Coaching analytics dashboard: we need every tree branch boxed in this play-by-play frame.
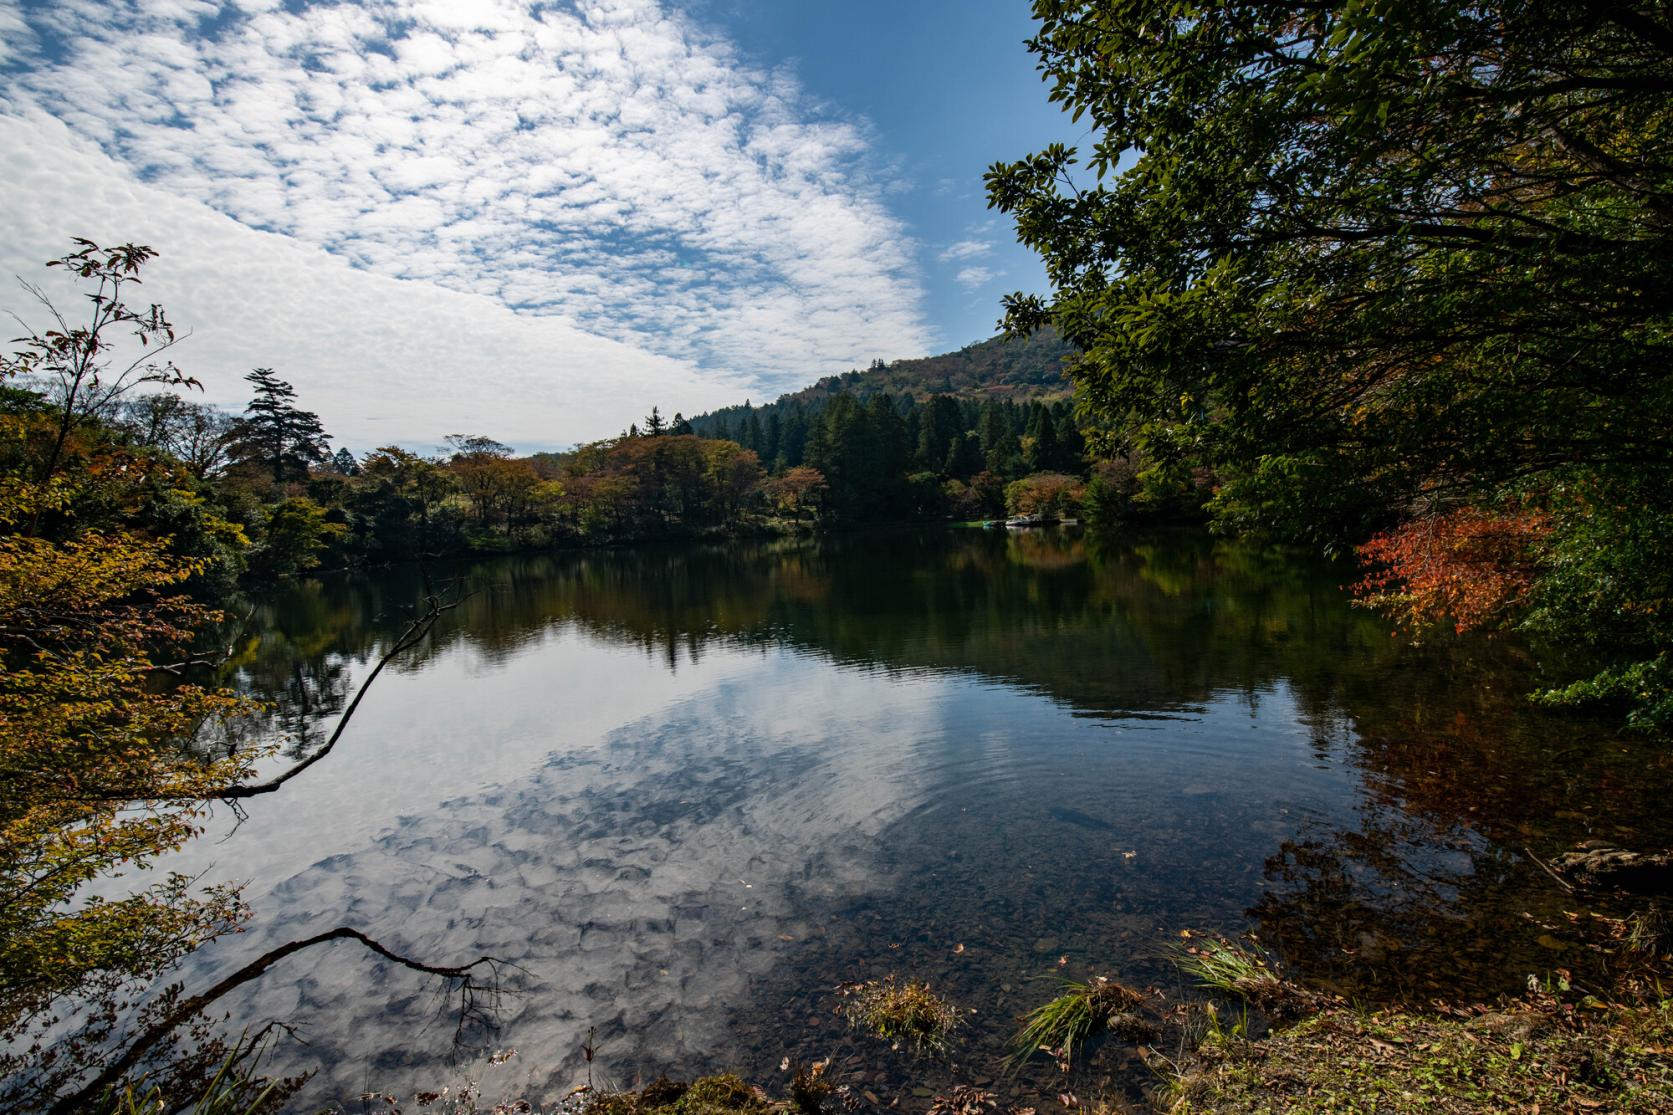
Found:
[218,590,465,800]
[47,926,511,1115]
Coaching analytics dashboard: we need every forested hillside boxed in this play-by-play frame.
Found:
[687,327,1073,440]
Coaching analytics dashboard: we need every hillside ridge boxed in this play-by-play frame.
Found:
[687,328,1073,435]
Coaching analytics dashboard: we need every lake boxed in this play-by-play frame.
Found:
[157,527,1673,1109]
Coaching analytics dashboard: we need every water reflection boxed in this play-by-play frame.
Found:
[164,528,1671,1108]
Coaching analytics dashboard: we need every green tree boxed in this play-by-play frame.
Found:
[945,432,984,480]
[228,369,328,485]
[352,446,457,557]
[989,0,1673,534]
[1024,404,1061,474]
[1,240,195,487]
[978,401,1021,477]
[743,408,763,455]
[917,395,963,474]
[988,0,1673,725]
[252,496,345,577]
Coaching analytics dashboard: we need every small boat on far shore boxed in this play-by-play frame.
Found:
[1005,514,1058,528]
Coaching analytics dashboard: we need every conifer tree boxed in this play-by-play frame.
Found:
[229,368,328,484]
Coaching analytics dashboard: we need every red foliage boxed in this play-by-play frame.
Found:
[1354,506,1551,634]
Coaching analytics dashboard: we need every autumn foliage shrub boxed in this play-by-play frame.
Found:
[1353,507,1551,635]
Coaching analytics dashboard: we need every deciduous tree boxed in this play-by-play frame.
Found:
[988,0,1673,725]
[1,240,195,487]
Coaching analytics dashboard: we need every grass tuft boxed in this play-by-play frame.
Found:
[1008,976,1154,1069]
[837,976,963,1058]
[1176,937,1320,1018]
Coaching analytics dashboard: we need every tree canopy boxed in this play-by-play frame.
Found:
[988,0,1673,728]
[229,368,328,485]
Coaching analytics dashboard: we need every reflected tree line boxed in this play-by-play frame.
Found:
[227,528,1673,1003]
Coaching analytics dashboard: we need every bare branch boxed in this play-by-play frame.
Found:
[218,589,467,800]
[47,927,513,1115]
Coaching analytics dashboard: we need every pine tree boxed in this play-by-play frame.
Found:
[671,412,695,436]
[1026,405,1061,473]
[643,406,667,436]
[917,395,963,473]
[979,400,1021,476]
[780,405,809,468]
[230,368,329,484]
[946,432,984,479]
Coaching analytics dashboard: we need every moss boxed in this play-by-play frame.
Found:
[1161,999,1673,1114]
[589,1074,767,1115]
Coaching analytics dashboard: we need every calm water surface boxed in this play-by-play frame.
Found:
[161,528,1673,1108]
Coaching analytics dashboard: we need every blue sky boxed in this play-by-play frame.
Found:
[0,0,1082,450]
[692,0,1085,348]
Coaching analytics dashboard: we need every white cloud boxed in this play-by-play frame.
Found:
[0,112,755,453]
[0,0,936,432]
[954,265,998,289]
[938,239,991,262]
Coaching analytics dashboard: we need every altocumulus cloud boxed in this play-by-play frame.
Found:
[0,0,933,448]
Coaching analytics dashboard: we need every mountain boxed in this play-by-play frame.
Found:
[686,328,1074,436]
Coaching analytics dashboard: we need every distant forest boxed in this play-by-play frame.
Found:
[0,246,1196,598]
[688,326,1075,437]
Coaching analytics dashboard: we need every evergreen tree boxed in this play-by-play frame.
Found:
[779,405,809,469]
[979,400,1022,476]
[230,368,329,484]
[331,447,361,476]
[917,395,963,474]
[946,432,984,480]
[1056,404,1086,473]
[670,412,695,436]
[869,394,911,484]
[1026,405,1062,473]
[643,406,667,436]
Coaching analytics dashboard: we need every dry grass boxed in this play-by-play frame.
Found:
[587,1075,769,1115]
[1161,999,1673,1114]
[837,976,963,1057]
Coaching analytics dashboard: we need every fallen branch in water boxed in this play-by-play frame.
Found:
[218,588,465,800]
[48,926,513,1115]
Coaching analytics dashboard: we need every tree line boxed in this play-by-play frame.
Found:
[8,320,1203,587]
